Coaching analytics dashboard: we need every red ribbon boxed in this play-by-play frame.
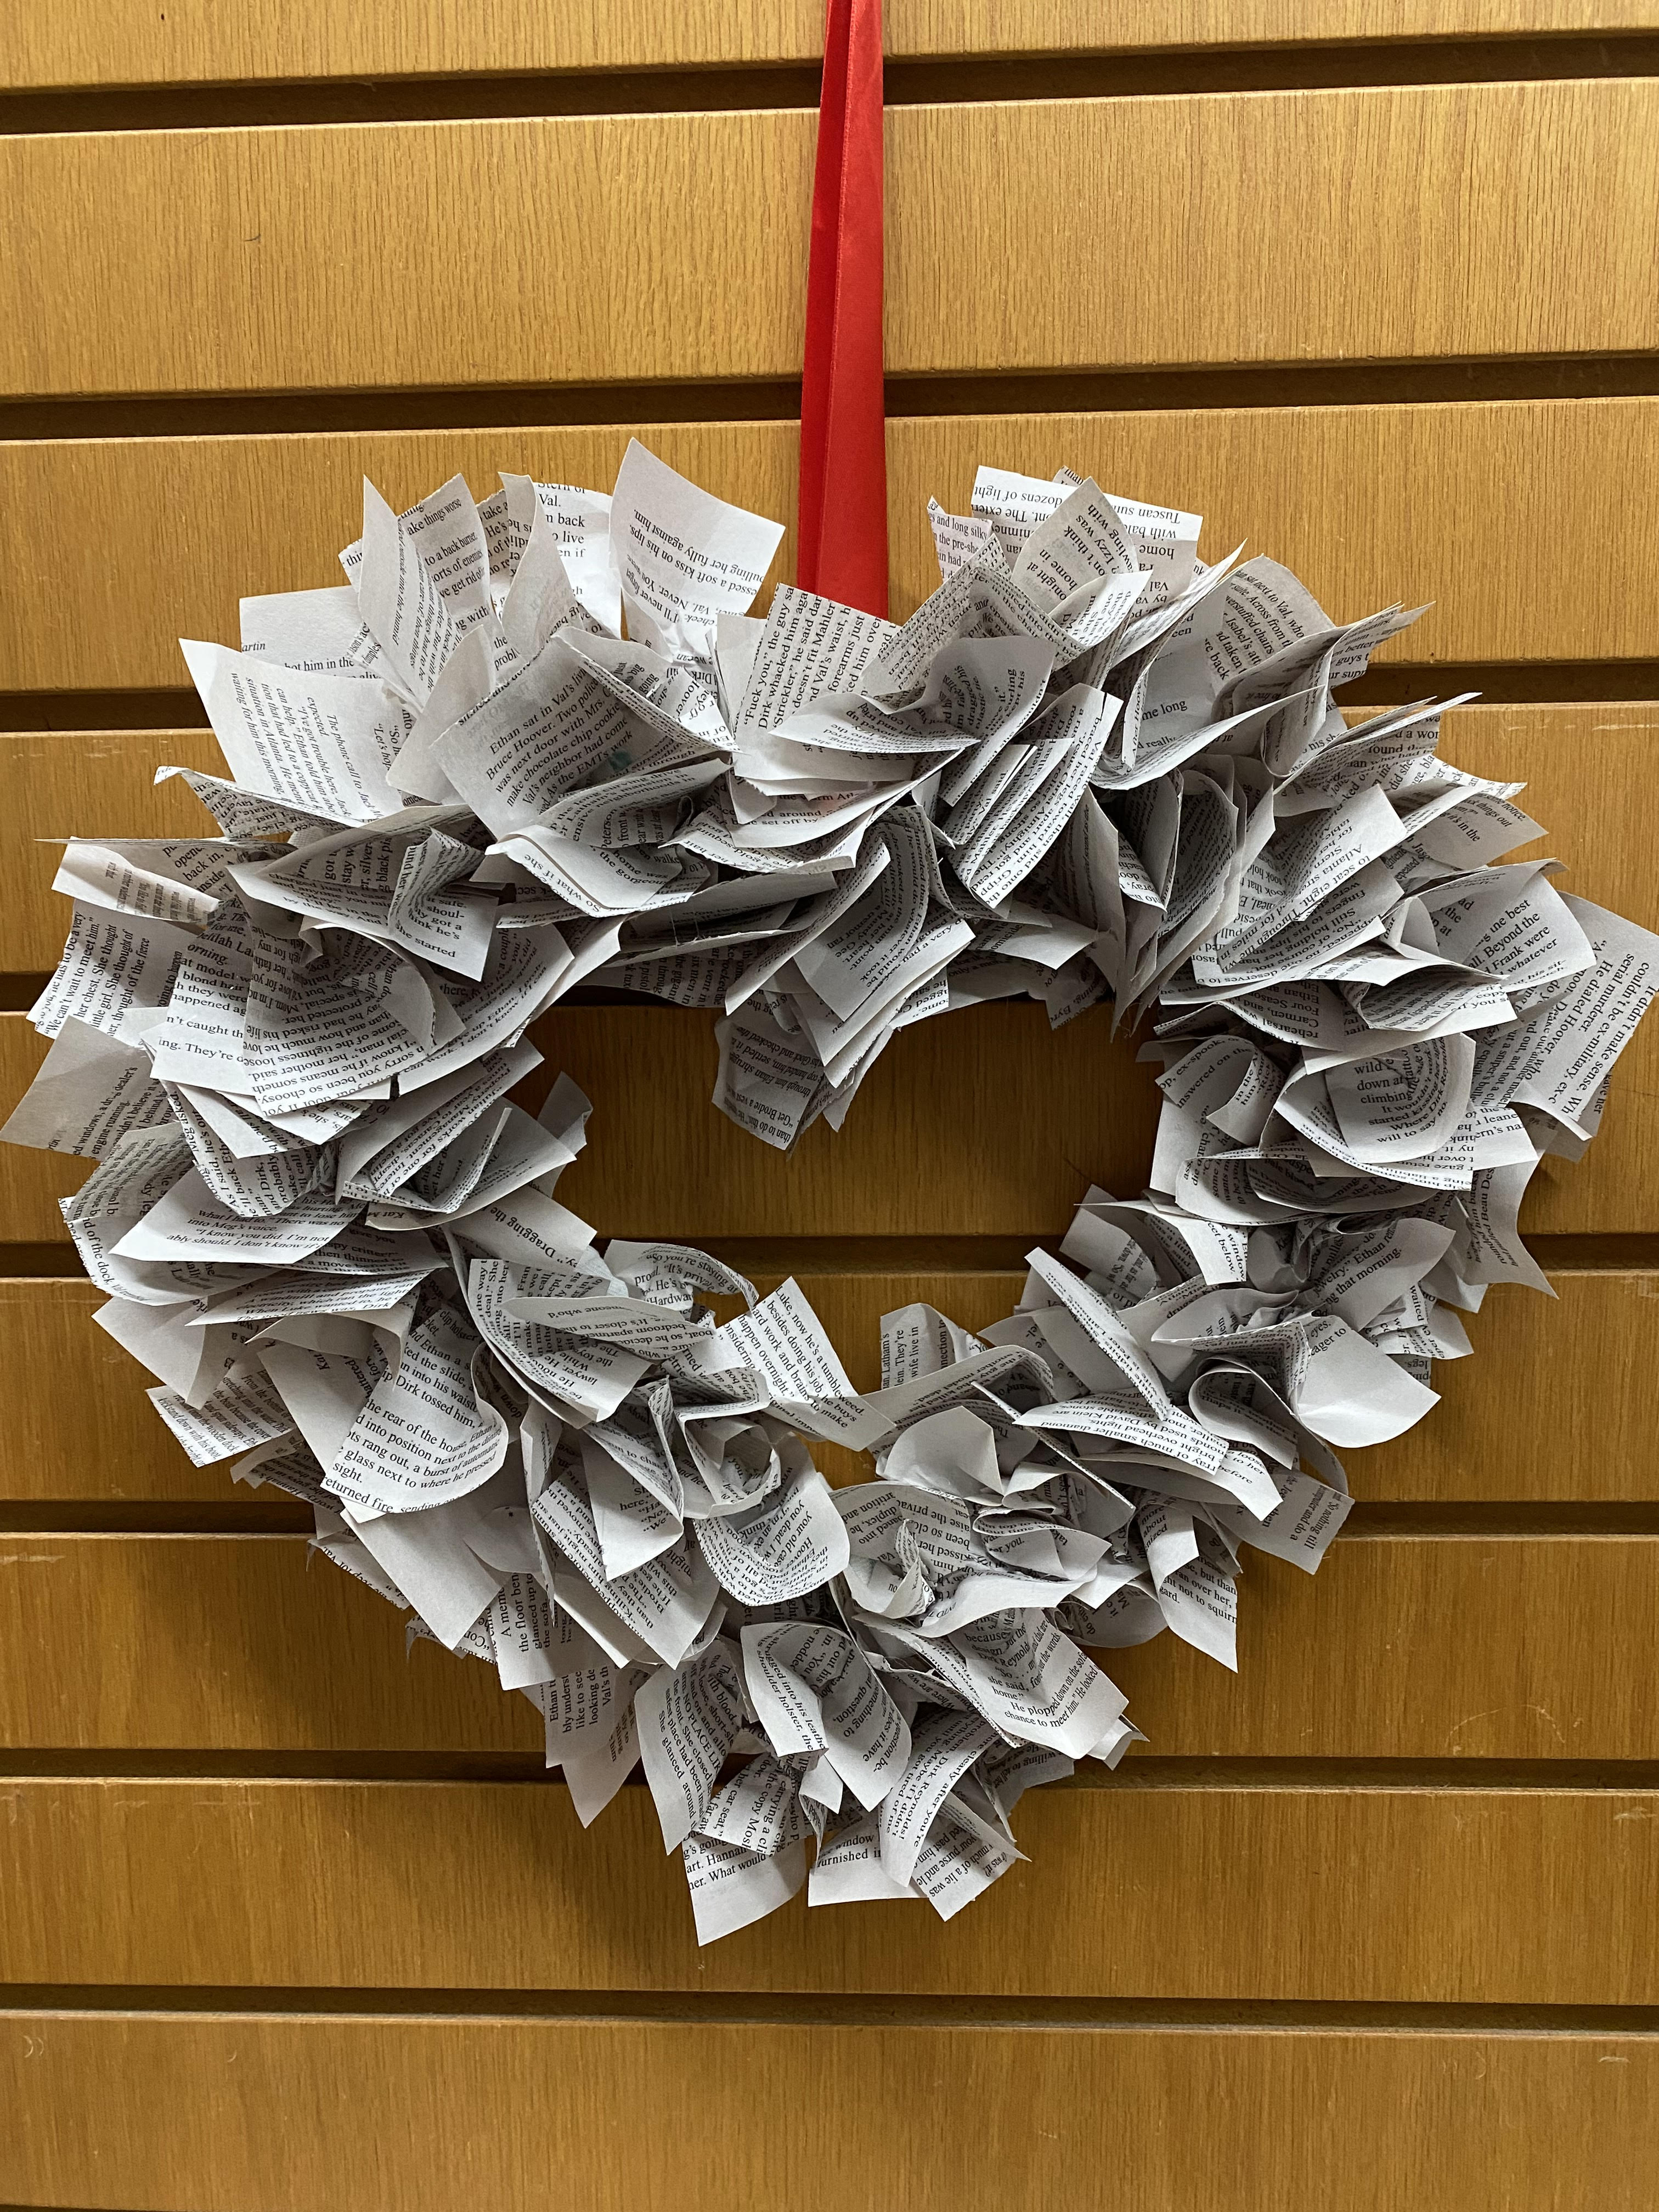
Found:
[797,0,888,618]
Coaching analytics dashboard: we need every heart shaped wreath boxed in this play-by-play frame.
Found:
[8,447,1656,1942]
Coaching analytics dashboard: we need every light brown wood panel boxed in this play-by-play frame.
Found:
[0,1272,1019,1505]
[3,1533,1652,1758]
[0,423,798,695]
[4,2011,1655,2212]
[0,1278,235,1504]
[1511,1030,1659,1232]
[0,727,225,974]
[5,704,1654,979]
[5,84,1659,400]
[2,110,810,398]
[4,1271,1656,1505]
[1396,702,1659,930]
[3,993,1655,1240]
[0,1014,84,1239]
[0,1001,1165,1242]
[1347,1271,1659,1500]
[885,82,1659,379]
[3,1775,1652,2000]
[1108,1534,1659,1756]
[4,402,1658,695]
[0,1534,539,1754]
[543,1002,1123,1237]
[8,2,1657,90]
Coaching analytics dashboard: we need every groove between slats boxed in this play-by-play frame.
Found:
[4,354,1658,442]
[3,1988,1658,2032]
[2,1753,1657,1789]
[6,666,1659,737]
[5,1236,1657,1273]
[5,1502,1659,1537]
[3,33,1658,133]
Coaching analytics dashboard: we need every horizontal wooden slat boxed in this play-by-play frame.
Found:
[8,3,1658,91]
[0,1279,221,1504]
[1410,702,1659,928]
[0,1000,1165,1242]
[1110,1534,1659,1757]
[4,1271,1656,1505]
[0,1272,1006,1505]
[2,1533,1651,1759]
[1342,1272,1659,1500]
[5,704,1654,978]
[4,85,1658,401]
[3,1775,1652,2000]
[4,2011,1655,2212]
[3,990,1653,1240]
[0,1019,1583,1243]
[0,422,794,695]
[17,696,1652,964]
[4,402,1657,694]
[1,728,224,973]
[0,1001,1640,1244]
[564,995,1659,1240]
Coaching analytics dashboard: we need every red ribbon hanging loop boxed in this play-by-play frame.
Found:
[797,0,888,618]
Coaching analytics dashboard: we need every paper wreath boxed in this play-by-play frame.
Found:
[8,445,1657,1942]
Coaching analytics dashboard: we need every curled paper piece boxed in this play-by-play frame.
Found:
[4,445,1656,1941]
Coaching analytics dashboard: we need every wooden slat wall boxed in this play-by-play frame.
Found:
[4,1778,1656,2001]
[2,1267,1656,1505]
[3,15,1655,2212]
[7,403,1659,691]
[5,84,1657,397]
[7,998,1654,1239]
[4,2014,1654,2212]
[4,1531,1654,1758]
[13,702,1652,972]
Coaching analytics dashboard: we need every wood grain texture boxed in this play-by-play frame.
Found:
[4,1271,1656,1506]
[2,1533,1651,1759]
[5,84,1659,400]
[5,704,1654,977]
[887,399,1659,664]
[4,401,1658,695]
[0,1000,1166,1242]
[4,2012,1656,2212]
[1,727,226,974]
[0,41,1652,2209]
[3,1775,1653,2000]
[1395,702,1659,932]
[3,993,1654,1242]
[0,1278,236,1505]
[0,423,797,696]
[2,111,817,400]
[1345,1271,1659,1502]
[0,1272,1018,1504]
[7,3,1658,90]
